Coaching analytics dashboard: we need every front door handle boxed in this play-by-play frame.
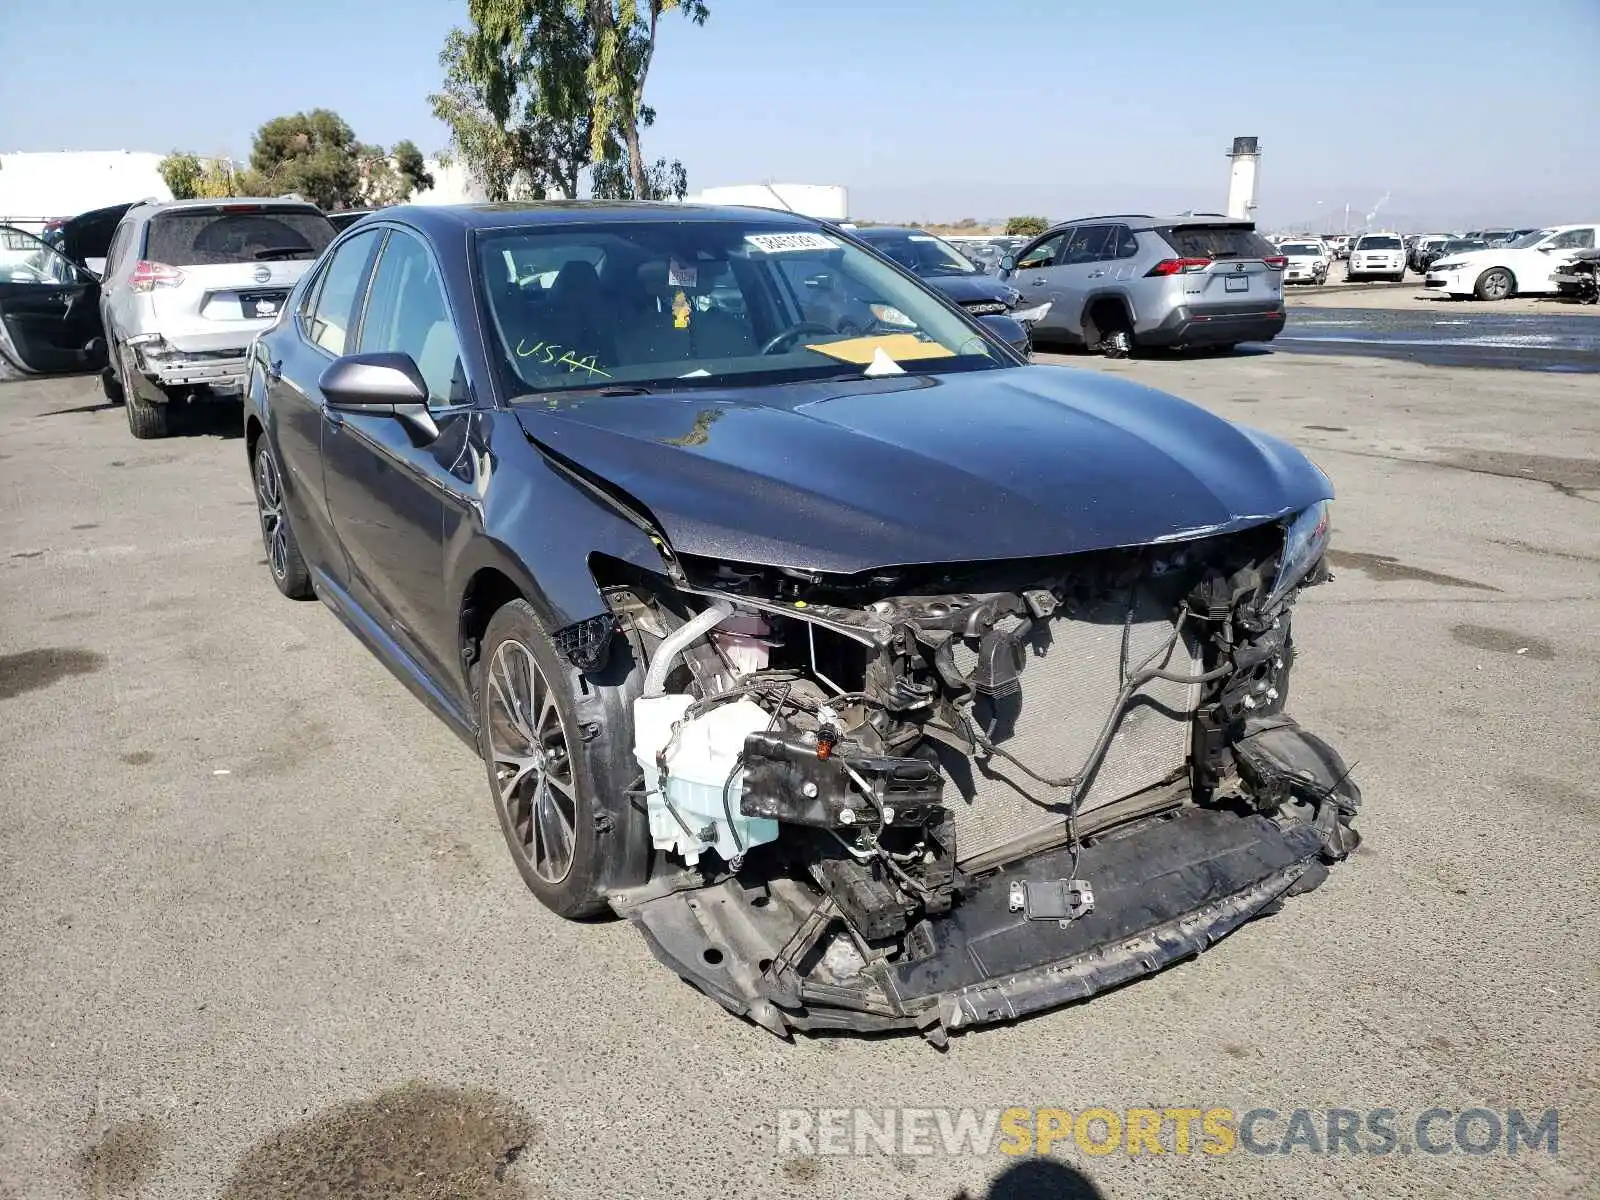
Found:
[1029,277,1047,286]
[1088,270,1106,278]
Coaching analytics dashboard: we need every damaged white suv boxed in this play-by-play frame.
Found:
[101,198,335,438]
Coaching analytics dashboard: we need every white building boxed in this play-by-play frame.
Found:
[411,157,487,206]
[0,151,173,231]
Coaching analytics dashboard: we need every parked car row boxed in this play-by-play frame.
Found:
[1424,223,1600,300]
[1271,238,1330,285]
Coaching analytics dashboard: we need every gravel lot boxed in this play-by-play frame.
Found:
[2,353,1596,1199]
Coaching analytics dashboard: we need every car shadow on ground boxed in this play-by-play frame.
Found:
[168,399,245,439]
[953,1158,1105,1199]
[38,400,122,416]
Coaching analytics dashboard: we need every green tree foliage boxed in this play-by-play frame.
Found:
[430,16,590,200]
[1005,215,1048,238]
[433,0,705,202]
[393,141,435,196]
[586,0,707,198]
[250,109,363,210]
[160,114,432,210]
[158,153,263,199]
[158,152,203,200]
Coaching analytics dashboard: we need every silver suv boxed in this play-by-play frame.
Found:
[100,198,336,437]
[998,214,1286,356]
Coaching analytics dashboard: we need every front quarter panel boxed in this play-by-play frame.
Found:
[442,409,679,696]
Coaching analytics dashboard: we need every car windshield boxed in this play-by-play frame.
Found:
[1357,236,1402,249]
[1441,240,1486,253]
[1280,243,1321,256]
[856,231,981,277]
[1507,229,1554,249]
[477,221,1006,396]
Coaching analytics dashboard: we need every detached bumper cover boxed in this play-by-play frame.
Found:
[129,339,250,392]
[619,719,1359,1041]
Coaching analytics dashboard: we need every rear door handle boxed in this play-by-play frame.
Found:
[1088,270,1106,278]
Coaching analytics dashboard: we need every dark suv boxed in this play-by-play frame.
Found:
[998,214,1286,356]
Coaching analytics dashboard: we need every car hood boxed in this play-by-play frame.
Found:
[513,365,1333,574]
[921,274,1019,306]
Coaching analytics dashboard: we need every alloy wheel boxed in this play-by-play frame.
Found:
[486,639,578,885]
[254,447,289,581]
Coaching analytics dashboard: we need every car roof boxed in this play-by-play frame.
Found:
[368,200,822,237]
[1042,213,1253,233]
[130,197,323,218]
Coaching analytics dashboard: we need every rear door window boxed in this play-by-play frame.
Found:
[1160,225,1278,259]
[146,207,336,267]
[1063,226,1115,264]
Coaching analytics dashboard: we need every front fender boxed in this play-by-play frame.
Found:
[443,411,674,690]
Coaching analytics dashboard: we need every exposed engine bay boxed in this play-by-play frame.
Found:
[597,513,1359,1043]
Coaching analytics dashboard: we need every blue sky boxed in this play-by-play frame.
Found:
[3,0,1596,226]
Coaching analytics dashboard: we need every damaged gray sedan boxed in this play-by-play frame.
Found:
[244,202,1360,1043]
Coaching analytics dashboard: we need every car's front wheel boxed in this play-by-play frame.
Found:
[477,600,644,919]
[253,438,313,599]
[1475,268,1514,301]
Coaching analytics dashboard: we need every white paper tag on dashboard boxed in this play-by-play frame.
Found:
[744,232,838,254]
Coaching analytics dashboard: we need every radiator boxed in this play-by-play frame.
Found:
[938,593,1202,867]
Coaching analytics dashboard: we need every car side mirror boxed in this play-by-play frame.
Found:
[999,253,1017,274]
[319,352,439,443]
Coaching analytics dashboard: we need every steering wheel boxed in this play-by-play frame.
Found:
[760,321,841,355]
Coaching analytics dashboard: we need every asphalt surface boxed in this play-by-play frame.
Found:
[2,354,1598,1199]
[1271,305,1600,372]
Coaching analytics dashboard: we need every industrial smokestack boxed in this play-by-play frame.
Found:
[1225,136,1260,220]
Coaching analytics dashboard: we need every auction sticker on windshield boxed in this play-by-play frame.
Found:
[745,232,840,254]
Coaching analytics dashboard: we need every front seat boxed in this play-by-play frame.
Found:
[546,260,615,368]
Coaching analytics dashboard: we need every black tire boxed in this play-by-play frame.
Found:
[125,390,170,439]
[116,343,170,439]
[1474,267,1514,301]
[252,438,314,600]
[476,599,648,919]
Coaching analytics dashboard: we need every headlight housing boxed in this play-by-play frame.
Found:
[1431,260,1464,272]
[1010,301,1052,325]
[1267,500,1331,607]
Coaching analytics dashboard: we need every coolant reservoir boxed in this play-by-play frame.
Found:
[633,695,779,866]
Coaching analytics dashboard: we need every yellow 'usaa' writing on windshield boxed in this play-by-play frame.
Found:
[514,339,611,378]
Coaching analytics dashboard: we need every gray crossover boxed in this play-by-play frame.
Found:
[999,214,1286,355]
